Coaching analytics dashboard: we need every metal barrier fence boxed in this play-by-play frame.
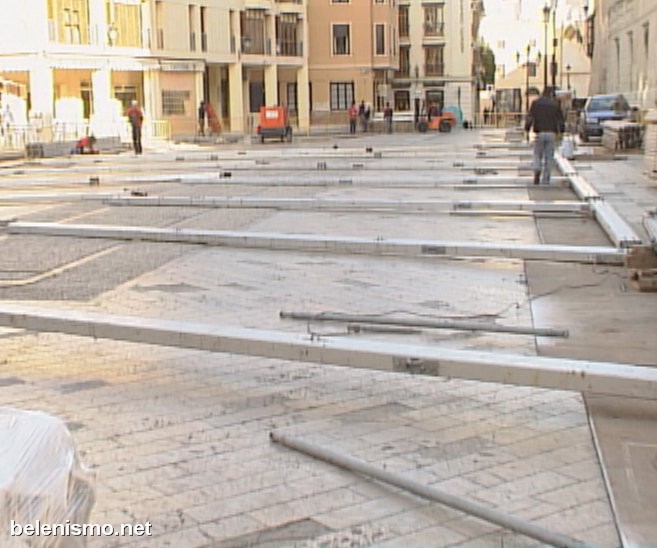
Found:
[473,112,525,128]
[0,120,171,151]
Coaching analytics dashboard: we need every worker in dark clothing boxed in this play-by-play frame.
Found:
[524,88,565,185]
[198,101,206,136]
[126,100,144,155]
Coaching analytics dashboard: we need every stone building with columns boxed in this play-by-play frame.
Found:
[586,0,656,109]
[0,0,310,138]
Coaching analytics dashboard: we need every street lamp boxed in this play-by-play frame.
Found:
[566,63,572,90]
[524,44,531,113]
[551,2,558,91]
[543,4,551,90]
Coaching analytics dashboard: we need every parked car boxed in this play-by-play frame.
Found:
[578,94,630,142]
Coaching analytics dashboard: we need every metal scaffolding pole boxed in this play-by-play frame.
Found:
[270,431,588,548]
[279,310,569,338]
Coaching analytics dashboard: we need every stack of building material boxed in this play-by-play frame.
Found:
[627,210,657,292]
[644,110,657,179]
[602,120,643,150]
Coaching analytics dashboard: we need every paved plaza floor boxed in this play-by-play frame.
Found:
[0,129,656,547]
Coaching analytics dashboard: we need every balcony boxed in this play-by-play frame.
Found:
[394,67,410,79]
[424,22,444,37]
[241,35,269,55]
[424,63,444,76]
[277,40,303,57]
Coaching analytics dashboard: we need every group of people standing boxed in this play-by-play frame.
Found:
[348,100,394,134]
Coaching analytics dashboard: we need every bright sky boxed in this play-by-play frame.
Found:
[479,0,586,73]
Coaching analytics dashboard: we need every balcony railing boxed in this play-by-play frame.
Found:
[277,40,303,57]
[394,67,410,78]
[190,31,196,51]
[201,32,207,52]
[241,36,271,55]
[425,63,444,76]
[156,28,164,49]
[424,22,445,37]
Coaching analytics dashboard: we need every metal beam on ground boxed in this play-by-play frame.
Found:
[0,303,655,399]
[8,221,626,265]
[556,153,643,248]
[462,176,569,185]
[270,432,588,548]
[102,196,589,215]
[590,200,644,248]
[454,182,570,191]
[644,211,657,247]
[555,156,600,200]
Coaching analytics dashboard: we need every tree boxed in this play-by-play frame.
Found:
[480,44,496,86]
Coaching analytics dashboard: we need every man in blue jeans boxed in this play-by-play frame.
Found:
[524,88,565,184]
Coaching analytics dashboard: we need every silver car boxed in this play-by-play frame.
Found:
[578,94,630,142]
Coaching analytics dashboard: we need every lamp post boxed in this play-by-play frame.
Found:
[566,63,572,90]
[542,4,550,90]
[524,44,531,113]
[551,1,558,91]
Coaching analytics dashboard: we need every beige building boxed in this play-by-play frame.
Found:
[0,0,311,138]
[306,0,398,125]
[393,0,483,124]
[495,27,591,114]
[586,0,657,109]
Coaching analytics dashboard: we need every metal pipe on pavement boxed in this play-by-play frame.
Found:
[280,311,569,338]
[269,431,589,548]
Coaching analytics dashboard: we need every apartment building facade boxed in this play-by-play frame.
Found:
[306,0,399,125]
[393,0,483,124]
[0,0,310,137]
[0,0,487,136]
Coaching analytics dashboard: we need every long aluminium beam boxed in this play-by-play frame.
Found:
[556,154,643,248]
[590,200,644,248]
[0,303,654,399]
[8,221,626,265]
[644,211,657,246]
[102,196,589,214]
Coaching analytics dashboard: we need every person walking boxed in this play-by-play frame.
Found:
[358,101,366,132]
[383,102,393,134]
[524,88,564,185]
[198,101,206,136]
[348,101,358,134]
[126,100,144,155]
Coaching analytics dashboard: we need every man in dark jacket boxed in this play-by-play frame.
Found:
[126,100,144,155]
[524,88,565,184]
